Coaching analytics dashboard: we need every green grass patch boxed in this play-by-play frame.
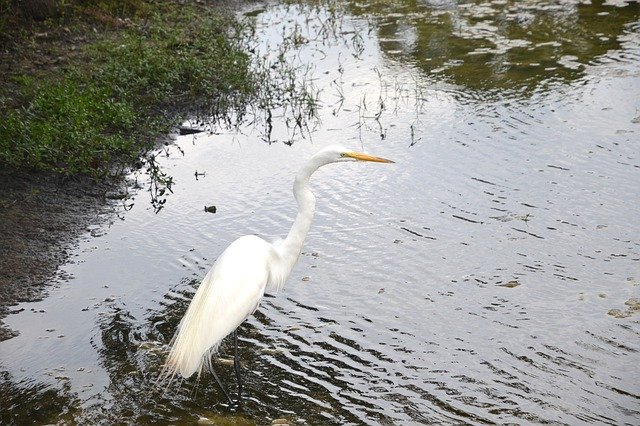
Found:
[1,77,136,174]
[0,1,255,176]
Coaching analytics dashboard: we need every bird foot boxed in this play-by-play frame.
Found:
[227,397,242,410]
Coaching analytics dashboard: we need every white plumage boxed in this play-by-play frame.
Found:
[165,235,273,379]
[159,145,393,401]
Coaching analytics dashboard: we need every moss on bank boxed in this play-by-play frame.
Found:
[0,0,255,176]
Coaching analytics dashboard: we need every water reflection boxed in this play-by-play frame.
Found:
[70,282,406,423]
[349,0,640,94]
[0,372,81,424]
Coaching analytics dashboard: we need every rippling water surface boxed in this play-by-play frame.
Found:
[1,1,639,424]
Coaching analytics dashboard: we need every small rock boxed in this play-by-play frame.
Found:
[607,309,629,318]
[499,280,520,288]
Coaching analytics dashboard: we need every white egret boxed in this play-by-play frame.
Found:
[160,145,393,405]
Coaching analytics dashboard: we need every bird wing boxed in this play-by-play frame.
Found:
[162,235,274,381]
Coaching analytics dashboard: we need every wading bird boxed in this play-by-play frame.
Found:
[160,145,393,405]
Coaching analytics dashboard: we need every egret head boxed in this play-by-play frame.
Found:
[316,144,394,165]
[298,145,394,183]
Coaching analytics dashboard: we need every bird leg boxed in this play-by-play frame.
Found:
[208,332,243,408]
[233,330,243,403]
[210,361,234,406]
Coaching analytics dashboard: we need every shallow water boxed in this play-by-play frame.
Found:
[2,1,640,424]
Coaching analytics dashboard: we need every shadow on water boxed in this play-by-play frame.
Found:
[66,289,503,424]
[0,372,81,424]
[65,281,399,423]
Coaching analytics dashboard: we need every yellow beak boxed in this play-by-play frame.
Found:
[345,151,394,163]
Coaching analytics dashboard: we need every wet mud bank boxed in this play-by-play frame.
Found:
[0,171,120,340]
[0,0,255,341]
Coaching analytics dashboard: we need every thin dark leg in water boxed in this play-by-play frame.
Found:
[233,330,243,402]
[210,360,233,406]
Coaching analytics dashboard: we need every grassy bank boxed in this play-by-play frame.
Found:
[0,0,255,177]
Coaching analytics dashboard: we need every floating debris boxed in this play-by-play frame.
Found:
[491,214,532,223]
[608,309,627,318]
[499,280,521,288]
[204,205,217,213]
[179,126,204,135]
[607,298,640,318]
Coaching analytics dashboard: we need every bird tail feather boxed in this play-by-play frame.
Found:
[157,273,224,387]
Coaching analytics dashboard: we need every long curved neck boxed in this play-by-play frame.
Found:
[278,160,320,273]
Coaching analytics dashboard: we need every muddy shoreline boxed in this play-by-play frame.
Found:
[0,171,124,340]
[0,0,256,341]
